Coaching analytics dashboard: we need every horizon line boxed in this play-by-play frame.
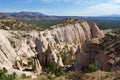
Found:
[0,11,120,17]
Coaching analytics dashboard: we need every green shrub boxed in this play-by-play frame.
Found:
[59,46,68,62]
[0,67,16,80]
[82,64,98,73]
[27,56,36,72]
[21,73,27,79]
[47,61,63,76]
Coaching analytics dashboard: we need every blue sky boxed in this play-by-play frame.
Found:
[0,0,120,16]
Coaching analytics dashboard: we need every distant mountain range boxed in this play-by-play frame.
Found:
[101,14,120,17]
[0,11,120,21]
[0,11,59,20]
[0,11,79,20]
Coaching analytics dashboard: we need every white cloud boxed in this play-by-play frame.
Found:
[48,0,120,3]
[71,3,120,16]
[40,0,73,3]
[40,0,84,3]
[40,0,104,5]
[78,0,120,16]
[9,0,120,16]
[35,8,50,13]
[90,3,120,9]
[110,0,120,3]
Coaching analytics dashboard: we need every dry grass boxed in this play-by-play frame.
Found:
[14,70,120,80]
[83,70,120,80]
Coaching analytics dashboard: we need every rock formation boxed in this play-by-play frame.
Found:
[0,30,17,69]
[0,18,105,75]
[74,38,102,70]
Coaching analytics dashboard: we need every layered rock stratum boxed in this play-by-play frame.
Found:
[1,18,119,76]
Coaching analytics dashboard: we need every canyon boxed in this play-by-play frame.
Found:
[0,18,119,78]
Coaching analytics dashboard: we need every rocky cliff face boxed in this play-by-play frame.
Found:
[0,30,17,69]
[31,20,104,67]
[0,18,104,74]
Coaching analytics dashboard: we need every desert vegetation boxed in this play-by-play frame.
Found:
[0,68,16,80]
[0,67,120,80]
[0,18,40,30]
[0,18,60,31]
